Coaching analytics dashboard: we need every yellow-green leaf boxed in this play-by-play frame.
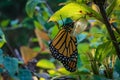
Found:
[34,21,44,30]
[115,0,120,10]
[57,67,71,75]
[36,59,55,69]
[49,3,102,22]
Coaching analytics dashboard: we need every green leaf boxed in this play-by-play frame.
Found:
[93,75,107,80]
[18,69,32,80]
[34,21,44,30]
[0,19,10,28]
[89,27,104,48]
[95,41,113,62]
[0,49,3,64]
[57,68,71,75]
[77,67,90,74]
[3,57,18,76]
[49,25,59,40]
[89,27,101,34]
[49,3,102,22]
[114,0,120,10]
[106,0,117,16]
[48,69,60,76]
[77,54,83,69]
[77,43,89,54]
[77,43,90,68]
[0,29,6,48]
[33,46,41,52]
[115,58,120,75]
[36,59,55,69]
[25,0,40,17]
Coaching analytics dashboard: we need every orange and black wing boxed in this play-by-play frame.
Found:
[49,23,78,72]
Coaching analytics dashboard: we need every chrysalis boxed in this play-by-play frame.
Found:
[72,18,88,36]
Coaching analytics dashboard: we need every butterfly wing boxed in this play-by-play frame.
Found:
[49,25,78,72]
[61,51,78,72]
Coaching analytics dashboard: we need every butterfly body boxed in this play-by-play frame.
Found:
[49,22,78,72]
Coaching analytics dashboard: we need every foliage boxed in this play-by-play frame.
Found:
[0,0,120,80]
[0,49,32,80]
[46,0,120,79]
[36,59,55,69]
[48,2,102,22]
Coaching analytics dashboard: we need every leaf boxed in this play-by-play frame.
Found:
[106,0,117,16]
[0,68,3,73]
[35,28,50,41]
[48,3,102,22]
[47,70,60,76]
[0,49,3,64]
[91,2,100,13]
[0,29,6,48]
[0,19,10,28]
[77,67,90,74]
[76,33,87,43]
[114,0,120,10]
[35,28,50,51]
[77,54,83,69]
[25,0,40,17]
[3,57,18,76]
[37,15,46,27]
[77,43,90,68]
[49,25,59,40]
[20,46,38,64]
[18,69,32,80]
[93,75,107,80]
[115,58,120,75]
[89,27,101,34]
[34,21,44,30]
[41,49,50,54]
[89,27,104,48]
[95,41,113,62]
[36,59,55,69]
[33,46,41,52]
[57,68,71,75]
[40,77,46,80]
[77,43,89,54]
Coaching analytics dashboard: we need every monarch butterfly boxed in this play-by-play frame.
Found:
[49,22,78,72]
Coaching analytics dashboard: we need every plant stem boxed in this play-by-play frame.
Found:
[98,5,120,59]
